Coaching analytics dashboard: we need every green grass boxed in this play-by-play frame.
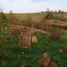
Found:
[0,32,67,67]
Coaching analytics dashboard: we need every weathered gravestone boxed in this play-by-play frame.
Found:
[51,25,61,40]
[32,36,38,43]
[18,27,31,48]
[37,52,57,67]
[11,25,31,48]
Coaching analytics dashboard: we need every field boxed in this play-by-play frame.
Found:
[6,12,67,34]
[0,12,67,67]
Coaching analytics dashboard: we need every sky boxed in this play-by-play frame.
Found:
[0,0,67,13]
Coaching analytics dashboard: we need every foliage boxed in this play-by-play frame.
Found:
[0,31,67,67]
[0,11,9,32]
[44,11,67,21]
[8,11,20,25]
[45,12,54,19]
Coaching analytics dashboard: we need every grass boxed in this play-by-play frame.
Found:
[0,32,67,67]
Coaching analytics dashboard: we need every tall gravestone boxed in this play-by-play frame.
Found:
[51,25,61,40]
[11,25,31,48]
[18,27,31,48]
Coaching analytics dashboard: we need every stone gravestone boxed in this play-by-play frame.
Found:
[32,36,38,43]
[18,27,31,48]
[11,25,31,48]
[51,25,61,40]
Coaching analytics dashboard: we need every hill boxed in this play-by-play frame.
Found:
[0,31,67,67]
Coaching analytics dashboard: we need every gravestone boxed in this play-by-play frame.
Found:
[11,25,31,48]
[51,25,61,40]
[32,36,38,43]
[18,27,31,48]
[37,52,57,67]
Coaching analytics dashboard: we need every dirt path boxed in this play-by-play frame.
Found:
[11,24,47,33]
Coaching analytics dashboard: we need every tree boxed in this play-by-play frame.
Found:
[0,10,9,32]
[8,10,20,25]
[46,8,50,12]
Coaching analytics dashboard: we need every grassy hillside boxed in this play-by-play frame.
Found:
[0,31,67,67]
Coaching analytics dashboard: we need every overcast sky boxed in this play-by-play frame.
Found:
[0,0,67,13]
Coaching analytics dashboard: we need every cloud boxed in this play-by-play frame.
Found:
[31,0,54,2]
[0,0,67,13]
